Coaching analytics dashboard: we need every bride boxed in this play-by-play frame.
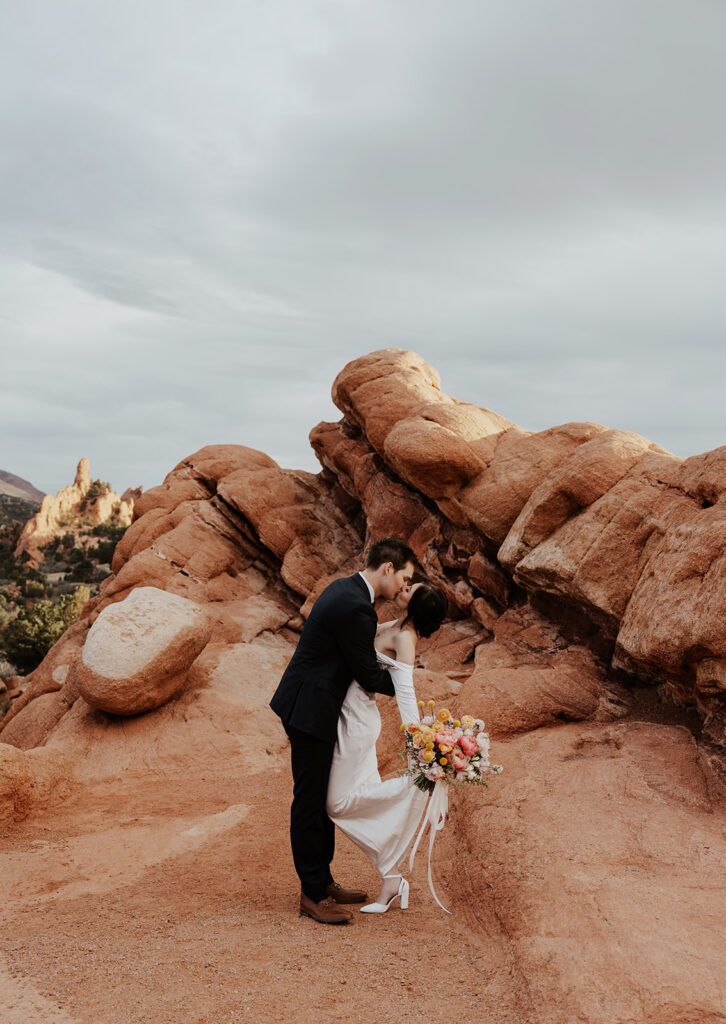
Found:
[326,580,447,914]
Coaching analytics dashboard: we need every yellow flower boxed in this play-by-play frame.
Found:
[427,699,435,708]
[400,722,408,732]
[437,708,451,721]
[422,750,435,762]
[432,721,444,732]
[439,757,448,766]
[424,741,435,750]
[452,719,461,728]
[417,700,425,708]
[461,715,476,729]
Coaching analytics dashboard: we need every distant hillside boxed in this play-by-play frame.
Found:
[0,470,47,504]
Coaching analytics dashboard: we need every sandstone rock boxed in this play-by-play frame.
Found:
[14,458,137,568]
[72,586,213,715]
[0,742,74,826]
[614,503,726,742]
[1,349,726,1024]
[437,720,725,1024]
[0,622,88,735]
[0,691,69,750]
[42,631,294,782]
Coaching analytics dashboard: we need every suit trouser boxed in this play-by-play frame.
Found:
[284,724,336,902]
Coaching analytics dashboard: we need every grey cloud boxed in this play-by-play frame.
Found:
[1,0,725,497]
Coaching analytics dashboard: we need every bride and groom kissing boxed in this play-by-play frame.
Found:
[270,537,448,925]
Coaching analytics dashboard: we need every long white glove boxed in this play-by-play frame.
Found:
[390,663,420,724]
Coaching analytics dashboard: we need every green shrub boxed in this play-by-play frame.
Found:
[66,557,96,582]
[93,540,116,564]
[24,579,46,598]
[90,522,127,542]
[0,586,90,673]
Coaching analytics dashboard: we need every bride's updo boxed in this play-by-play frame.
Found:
[402,583,447,638]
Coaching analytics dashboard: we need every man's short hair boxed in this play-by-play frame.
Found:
[366,537,416,571]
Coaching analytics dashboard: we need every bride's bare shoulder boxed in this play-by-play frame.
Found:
[392,628,416,666]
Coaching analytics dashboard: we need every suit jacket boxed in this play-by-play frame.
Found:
[269,573,395,743]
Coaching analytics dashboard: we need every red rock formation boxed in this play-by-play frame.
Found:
[1,349,725,1024]
[14,458,138,568]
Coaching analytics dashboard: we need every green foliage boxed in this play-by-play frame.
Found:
[91,522,127,542]
[0,495,39,528]
[80,479,111,512]
[0,585,90,673]
[65,557,96,582]
[41,535,62,558]
[93,540,116,564]
[24,579,46,598]
[87,479,111,501]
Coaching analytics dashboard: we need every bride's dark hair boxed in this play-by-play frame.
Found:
[401,583,447,639]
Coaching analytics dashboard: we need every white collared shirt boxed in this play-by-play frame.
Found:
[357,571,375,603]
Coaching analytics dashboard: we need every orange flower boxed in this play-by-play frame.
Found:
[437,708,451,722]
[412,733,425,747]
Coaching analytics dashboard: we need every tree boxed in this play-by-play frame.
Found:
[0,585,90,673]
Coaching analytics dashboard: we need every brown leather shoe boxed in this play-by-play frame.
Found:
[299,894,354,924]
[327,882,368,904]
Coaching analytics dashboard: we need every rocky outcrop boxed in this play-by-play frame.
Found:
[1,349,725,1024]
[4,348,726,755]
[14,458,138,568]
[71,587,213,715]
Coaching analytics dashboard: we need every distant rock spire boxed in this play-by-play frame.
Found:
[74,458,91,494]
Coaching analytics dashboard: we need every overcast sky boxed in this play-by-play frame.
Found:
[2,0,725,496]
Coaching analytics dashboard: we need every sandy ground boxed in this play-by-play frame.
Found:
[0,762,530,1024]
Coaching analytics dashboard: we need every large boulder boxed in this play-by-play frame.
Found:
[70,587,213,715]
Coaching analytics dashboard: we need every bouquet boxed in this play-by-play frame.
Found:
[399,699,503,793]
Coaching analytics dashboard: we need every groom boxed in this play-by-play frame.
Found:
[270,537,416,924]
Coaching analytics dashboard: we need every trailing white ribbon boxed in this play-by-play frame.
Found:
[408,783,451,914]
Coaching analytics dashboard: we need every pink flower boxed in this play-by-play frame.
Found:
[459,735,478,756]
[425,763,444,781]
[452,752,468,772]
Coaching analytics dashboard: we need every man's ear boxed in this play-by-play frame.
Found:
[382,561,394,576]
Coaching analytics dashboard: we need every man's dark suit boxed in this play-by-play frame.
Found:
[270,573,395,901]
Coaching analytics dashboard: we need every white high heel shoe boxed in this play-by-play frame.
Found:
[359,876,409,913]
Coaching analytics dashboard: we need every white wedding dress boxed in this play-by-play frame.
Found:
[326,651,429,877]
